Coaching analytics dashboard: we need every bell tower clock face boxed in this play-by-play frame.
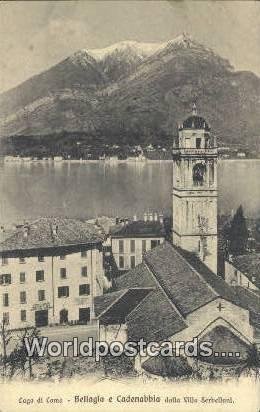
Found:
[193,163,206,186]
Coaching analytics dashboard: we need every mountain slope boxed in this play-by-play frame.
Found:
[102,38,260,145]
[0,35,260,150]
[0,50,106,120]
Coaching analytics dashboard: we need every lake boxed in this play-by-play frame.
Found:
[0,160,259,225]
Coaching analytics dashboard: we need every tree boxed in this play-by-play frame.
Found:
[1,326,41,380]
[0,319,13,380]
[10,327,41,379]
[238,344,260,379]
[228,205,248,255]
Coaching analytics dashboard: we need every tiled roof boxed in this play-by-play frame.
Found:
[116,263,156,290]
[231,254,260,289]
[126,289,187,342]
[177,248,242,308]
[94,290,128,317]
[110,220,166,238]
[94,288,154,324]
[114,241,259,341]
[144,242,218,315]
[0,217,104,253]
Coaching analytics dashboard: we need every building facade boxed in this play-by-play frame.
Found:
[225,254,260,290]
[0,217,105,330]
[110,214,166,271]
[172,104,218,273]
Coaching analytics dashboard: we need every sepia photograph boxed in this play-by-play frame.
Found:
[0,1,259,411]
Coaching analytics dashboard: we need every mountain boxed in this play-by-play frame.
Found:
[0,34,260,152]
[92,41,163,83]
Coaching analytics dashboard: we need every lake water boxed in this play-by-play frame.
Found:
[0,160,259,225]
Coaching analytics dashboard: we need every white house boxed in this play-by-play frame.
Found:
[0,217,105,330]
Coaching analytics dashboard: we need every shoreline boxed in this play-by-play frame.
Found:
[1,158,260,165]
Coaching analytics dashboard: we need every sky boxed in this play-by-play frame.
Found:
[0,1,259,93]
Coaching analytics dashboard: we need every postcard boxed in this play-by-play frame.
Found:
[0,1,259,411]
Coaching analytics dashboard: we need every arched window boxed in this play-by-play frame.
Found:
[193,163,206,186]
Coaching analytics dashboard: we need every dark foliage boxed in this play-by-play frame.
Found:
[228,205,249,255]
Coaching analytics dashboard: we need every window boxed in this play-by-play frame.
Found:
[58,286,69,298]
[193,163,206,186]
[21,310,26,322]
[20,272,26,283]
[119,240,124,254]
[151,239,160,249]
[60,255,66,260]
[20,291,27,304]
[196,138,201,149]
[2,256,8,265]
[209,162,214,186]
[36,270,44,282]
[3,312,9,325]
[0,274,11,285]
[38,255,45,262]
[60,268,67,279]
[3,293,9,307]
[119,256,124,269]
[38,290,45,301]
[81,266,88,277]
[142,240,146,253]
[81,250,87,258]
[79,284,90,296]
[19,257,26,264]
[130,239,135,253]
[130,256,135,269]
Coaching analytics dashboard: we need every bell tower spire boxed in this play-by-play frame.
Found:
[172,106,218,273]
[192,102,197,116]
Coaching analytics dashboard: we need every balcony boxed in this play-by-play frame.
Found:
[172,148,218,156]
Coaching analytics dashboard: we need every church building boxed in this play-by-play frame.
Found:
[95,105,260,372]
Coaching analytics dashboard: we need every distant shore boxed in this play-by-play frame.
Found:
[1,157,260,165]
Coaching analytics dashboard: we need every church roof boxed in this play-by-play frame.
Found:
[182,115,210,131]
[126,289,187,342]
[94,288,153,324]
[115,241,259,341]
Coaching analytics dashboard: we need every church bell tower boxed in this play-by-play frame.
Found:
[172,104,218,273]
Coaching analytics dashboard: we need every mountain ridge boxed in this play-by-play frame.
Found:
[0,34,259,153]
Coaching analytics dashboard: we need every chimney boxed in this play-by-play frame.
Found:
[23,226,29,238]
[51,224,58,236]
[159,214,164,225]
[154,212,158,222]
[144,212,148,222]
[125,218,129,226]
[149,212,153,222]
[133,214,137,222]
